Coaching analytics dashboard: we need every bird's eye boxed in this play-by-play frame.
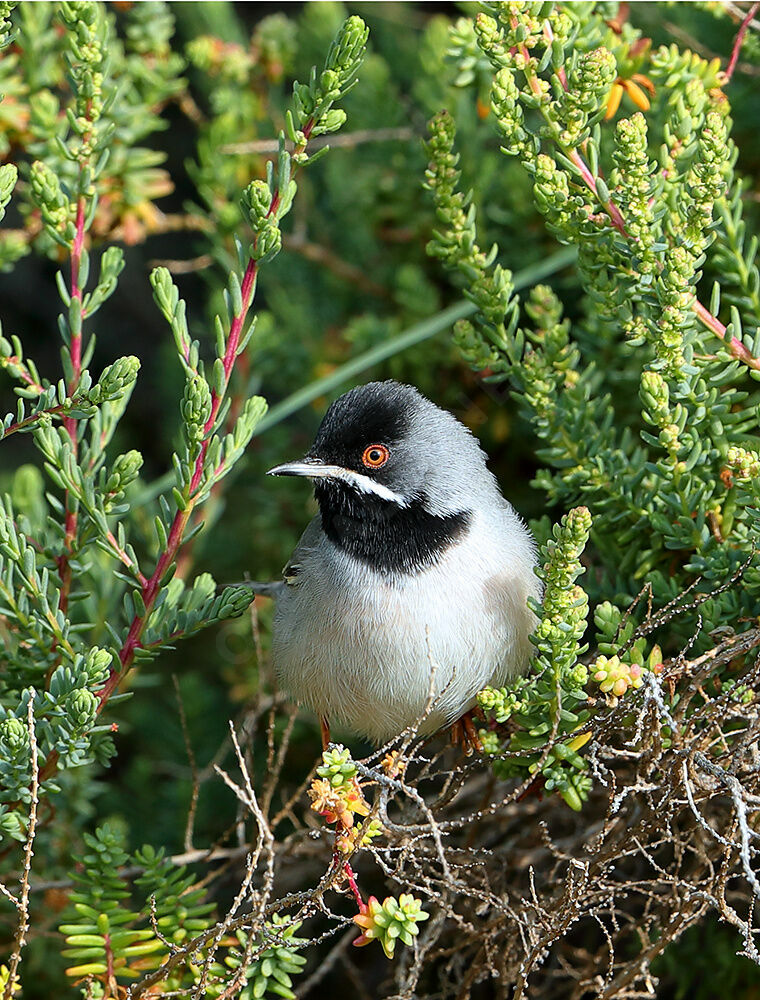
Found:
[362,444,390,469]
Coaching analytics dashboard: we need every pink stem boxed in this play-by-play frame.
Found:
[694,300,760,371]
[543,21,568,89]
[3,403,69,438]
[57,194,87,616]
[538,16,756,365]
[41,114,323,785]
[4,357,43,393]
[568,150,627,235]
[86,118,315,728]
[724,2,759,83]
[343,862,364,909]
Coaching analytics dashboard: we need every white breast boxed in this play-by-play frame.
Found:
[271,508,539,745]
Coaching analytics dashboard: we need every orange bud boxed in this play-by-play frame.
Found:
[625,78,651,112]
[605,82,625,120]
[632,73,656,97]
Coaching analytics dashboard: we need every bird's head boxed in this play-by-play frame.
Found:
[268,380,492,518]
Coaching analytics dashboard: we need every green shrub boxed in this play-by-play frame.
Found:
[0,3,759,999]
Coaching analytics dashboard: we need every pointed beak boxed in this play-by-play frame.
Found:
[267,457,408,506]
[267,458,335,479]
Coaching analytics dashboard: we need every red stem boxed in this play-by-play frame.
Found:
[36,119,315,784]
[535,16,757,366]
[724,2,759,84]
[56,194,86,617]
[694,300,760,370]
[91,122,313,723]
[2,403,69,439]
[343,862,364,909]
[105,530,148,587]
[112,251,260,678]
[568,149,627,235]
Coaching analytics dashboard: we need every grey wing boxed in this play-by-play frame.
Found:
[281,516,323,588]
[227,520,323,601]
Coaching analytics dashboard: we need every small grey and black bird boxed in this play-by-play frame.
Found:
[265,380,539,749]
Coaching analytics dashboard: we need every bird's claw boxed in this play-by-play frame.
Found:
[450,711,483,756]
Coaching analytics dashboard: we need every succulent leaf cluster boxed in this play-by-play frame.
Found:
[353,893,430,959]
[309,744,380,853]
[428,1,760,811]
[208,917,308,1000]
[478,507,593,811]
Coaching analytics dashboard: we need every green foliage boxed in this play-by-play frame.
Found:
[427,3,760,624]
[133,843,216,946]
[353,893,430,960]
[0,0,183,261]
[59,824,164,982]
[316,743,358,788]
[0,7,368,993]
[478,507,595,810]
[652,915,760,1000]
[208,916,308,1000]
[0,2,759,996]
[423,1,760,815]
[59,825,308,996]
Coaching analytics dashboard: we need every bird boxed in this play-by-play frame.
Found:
[264,380,540,750]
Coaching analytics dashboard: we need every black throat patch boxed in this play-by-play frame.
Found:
[315,484,472,576]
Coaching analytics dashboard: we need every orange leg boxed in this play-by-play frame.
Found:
[320,716,331,750]
[450,709,483,756]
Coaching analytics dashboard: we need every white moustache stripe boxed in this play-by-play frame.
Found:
[324,466,408,506]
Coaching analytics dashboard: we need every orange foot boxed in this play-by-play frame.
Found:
[450,710,483,756]
[320,715,331,751]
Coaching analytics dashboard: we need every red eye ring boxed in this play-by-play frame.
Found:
[362,444,390,469]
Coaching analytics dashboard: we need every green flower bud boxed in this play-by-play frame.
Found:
[317,744,357,788]
[241,180,272,229]
[319,68,339,96]
[659,423,680,449]
[560,48,617,145]
[327,15,369,80]
[0,162,16,222]
[640,370,670,424]
[478,730,503,756]
[90,356,141,404]
[252,222,282,262]
[575,48,617,109]
[68,688,99,728]
[0,717,27,751]
[569,662,589,687]
[491,67,527,153]
[182,374,212,441]
[477,685,524,722]
[83,647,113,685]
[29,160,72,243]
[318,108,347,135]
[107,450,143,493]
[219,586,256,619]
